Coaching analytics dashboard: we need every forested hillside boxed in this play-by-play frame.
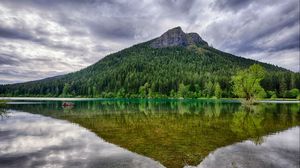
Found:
[0,27,299,98]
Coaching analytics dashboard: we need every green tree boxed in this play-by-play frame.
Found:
[267,91,277,99]
[194,84,202,97]
[117,88,126,98]
[170,89,176,97]
[279,77,287,97]
[178,83,189,98]
[88,86,92,96]
[139,82,150,98]
[214,83,222,98]
[0,40,298,98]
[92,85,98,97]
[55,86,60,96]
[232,64,266,103]
[62,83,70,97]
[287,88,299,98]
[204,81,214,97]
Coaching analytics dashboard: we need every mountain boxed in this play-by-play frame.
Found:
[150,26,208,48]
[0,27,299,98]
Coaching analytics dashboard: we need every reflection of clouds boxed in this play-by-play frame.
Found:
[0,110,164,168]
[186,127,300,168]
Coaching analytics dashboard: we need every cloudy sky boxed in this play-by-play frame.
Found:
[0,0,299,84]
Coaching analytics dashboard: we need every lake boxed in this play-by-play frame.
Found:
[0,98,299,168]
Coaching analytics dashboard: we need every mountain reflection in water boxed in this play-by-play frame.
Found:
[1,99,300,168]
[187,127,299,168]
[0,111,164,168]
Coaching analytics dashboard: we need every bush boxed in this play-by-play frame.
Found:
[267,91,277,99]
[287,88,299,98]
[271,94,277,99]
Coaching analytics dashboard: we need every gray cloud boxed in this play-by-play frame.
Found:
[0,0,299,84]
[0,53,20,65]
[0,20,84,52]
[158,0,196,14]
[87,19,136,40]
[0,26,34,40]
[204,0,299,68]
[213,0,253,12]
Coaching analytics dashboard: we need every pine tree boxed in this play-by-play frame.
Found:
[214,83,222,98]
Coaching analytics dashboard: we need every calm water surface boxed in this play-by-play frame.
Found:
[187,127,299,168]
[0,99,299,168]
[0,111,164,168]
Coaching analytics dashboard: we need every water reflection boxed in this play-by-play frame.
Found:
[3,100,300,168]
[231,106,265,144]
[0,111,164,168]
[188,127,300,168]
[0,106,8,119]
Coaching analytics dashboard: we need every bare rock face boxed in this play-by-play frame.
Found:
[150,26,208,48]
[150,27,188,48]
[186,33,208,46]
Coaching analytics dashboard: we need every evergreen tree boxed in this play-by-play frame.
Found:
[279,77,287,97]
[0,41,297,98]
[214,83,222,98]
[62,83,70,97]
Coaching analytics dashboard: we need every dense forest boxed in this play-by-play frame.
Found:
[0,27,299,99]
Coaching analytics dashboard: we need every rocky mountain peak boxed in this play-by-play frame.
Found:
[150,26,208,48]
[186,33,208,46]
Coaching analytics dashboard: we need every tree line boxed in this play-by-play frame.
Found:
[0,44,299,99]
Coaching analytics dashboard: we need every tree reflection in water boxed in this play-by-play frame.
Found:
[5,100,300,168]
[0,104,9,119]
[231,106,264,144]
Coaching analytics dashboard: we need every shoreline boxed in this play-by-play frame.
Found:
[0,97,299,103]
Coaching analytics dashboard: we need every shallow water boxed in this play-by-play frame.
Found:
[0,99,299,168]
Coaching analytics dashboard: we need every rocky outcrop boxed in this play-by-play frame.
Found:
[186,32,208,46]
[150,26,208,48]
